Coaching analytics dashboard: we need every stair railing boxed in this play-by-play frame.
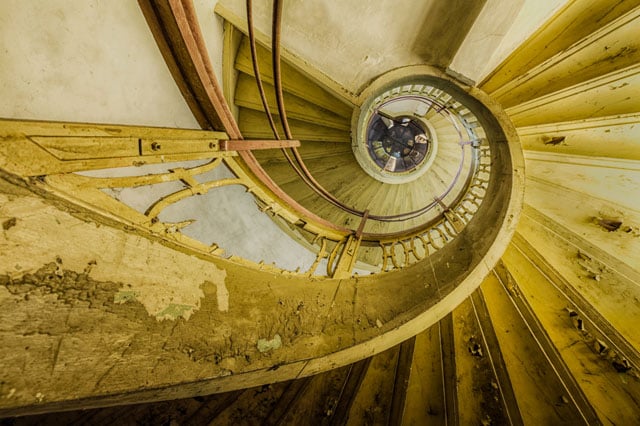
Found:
[246,0,488,227]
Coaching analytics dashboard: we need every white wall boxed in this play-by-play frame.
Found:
[219,0,570,92]
[0,0,199,128]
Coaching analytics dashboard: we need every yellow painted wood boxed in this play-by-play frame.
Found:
[31,136,139,160]
[452,297,507,425]
[517,209,640,352]
[139,138,222,155]
[507,64,640,127]
[234,73,350,130]
[330,234,362,279]
[480,271,587,424]
[316,160,377,203]
[0,118,221,139]
[254,140,351,163]
[501,245,640,424]
[525,150,640,173]
[238,108,350,143]
[60,158,224,191]
[287,183,354,226]
[215,3,358,107]
[523,178,640,275]
[402,326,447,425]
[0,119,230,176]
[481,0,640,93]
[234,36,354,118]
[493,7,640,108]
[299,141,353,158]
[346,346,398,424]
[518,113,640,160]
[525,152,640,213]
[262,149,357,189]
[0,120,354,266]
[222,20,244,117]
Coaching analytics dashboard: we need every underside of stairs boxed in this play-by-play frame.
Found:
[13,226,640,424]
[1,0,640,424]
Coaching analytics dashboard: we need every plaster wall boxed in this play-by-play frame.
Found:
[218,0,569,93]
[0,0,200,128]
[219,0,434,93]
[449,0,526,82]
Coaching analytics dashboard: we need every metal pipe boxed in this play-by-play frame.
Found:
[246,0,280,140]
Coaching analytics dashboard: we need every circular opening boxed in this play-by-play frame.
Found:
[354,91,447,184]
[366,112,431,173]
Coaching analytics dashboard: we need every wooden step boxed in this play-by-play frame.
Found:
[272,366,353,424]
[235,73,351,130]
[479,268,586,424]
[252,140,352,163]
[402,324,448,425]
[235,36,353,118]
[344,345,400,424]
[238,108,351,142]
[451,296,512,425]
[500,236,640,423]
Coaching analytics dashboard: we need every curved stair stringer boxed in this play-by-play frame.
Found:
[224,22,514,271]
[0,169,522,417]
[14,241,640,425]
[0,78,522,415]
[0,3,524,419]
[3,1,640,424]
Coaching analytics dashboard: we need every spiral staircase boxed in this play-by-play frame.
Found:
[1,0,639,424]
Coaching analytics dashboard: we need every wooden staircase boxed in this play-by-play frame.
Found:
[16,236,640,424]
[228,27,479,239]
[3,0,640,423]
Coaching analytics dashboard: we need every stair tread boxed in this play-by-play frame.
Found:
[235,36,353,119]
[235,73,351,130]
[238,108,351,142]
[403,326,447,425]
[253,141,352,163]
[345,346,400,425]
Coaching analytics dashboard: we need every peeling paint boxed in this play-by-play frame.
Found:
[2,217,16,230]
[155,303,195,321]
[201,279,229,312]
[114,290,137,304]
[0,194,229,321]
[216,280,229,312]
[257,334,282,353]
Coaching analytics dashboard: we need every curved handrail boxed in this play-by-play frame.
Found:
[133,0,504,276]
[248,0,487,228]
